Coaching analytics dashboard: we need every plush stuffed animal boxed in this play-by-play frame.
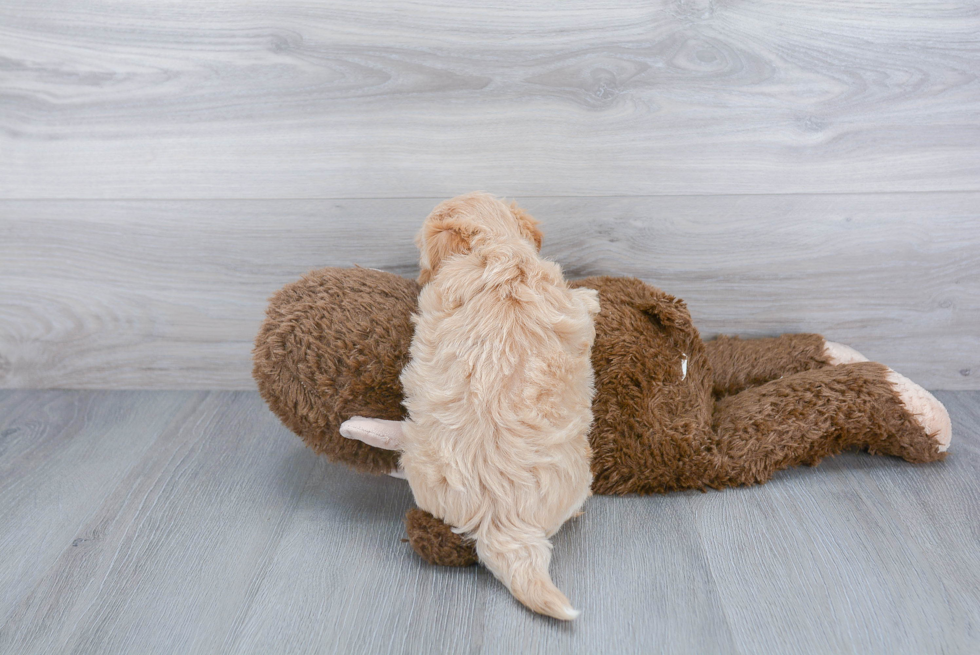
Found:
[253,245,951,572]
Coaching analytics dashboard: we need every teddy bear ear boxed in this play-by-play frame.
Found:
[510,202,543,252]
[635,295,693,334]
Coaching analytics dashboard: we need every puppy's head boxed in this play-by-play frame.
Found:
[416,192,543,285]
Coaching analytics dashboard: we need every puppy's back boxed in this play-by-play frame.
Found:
[400,238,598,619]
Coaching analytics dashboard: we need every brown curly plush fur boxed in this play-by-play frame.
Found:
[253,267,418,475]
[254,267,944,567]
[709,361,945,485]
[577,276,715,495]
[705,333,830,398]
[405,508,479,567]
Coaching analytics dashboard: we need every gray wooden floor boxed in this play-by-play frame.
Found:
[1,390,978,654]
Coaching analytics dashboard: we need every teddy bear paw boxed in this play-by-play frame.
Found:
[824,340,870,366]
[885,368,952,454]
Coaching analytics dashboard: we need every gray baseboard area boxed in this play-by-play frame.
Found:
[2,194,978,390]
[1,390,978,654]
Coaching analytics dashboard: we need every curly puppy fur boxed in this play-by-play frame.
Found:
[399,193,599,620]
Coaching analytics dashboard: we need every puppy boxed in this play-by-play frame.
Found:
[399,192,599,620]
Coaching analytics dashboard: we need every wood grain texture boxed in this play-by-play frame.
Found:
[2,0,979,198]
[1,390,978,654]
[0,391,196,622]
[2,194,977,390]
[0,391,320,654]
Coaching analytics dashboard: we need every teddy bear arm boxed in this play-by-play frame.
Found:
[336,420,477,564]
[405,509,479,567]
[339,417,408,477]
[340,416,405,450]
[704,333,831,398]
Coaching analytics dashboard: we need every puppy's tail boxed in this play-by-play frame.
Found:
[476,525,579,621]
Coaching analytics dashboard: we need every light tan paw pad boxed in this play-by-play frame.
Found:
[885,369,952,453]
[824,340,870,366]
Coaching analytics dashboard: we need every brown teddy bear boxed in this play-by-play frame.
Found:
[253,243,951,569]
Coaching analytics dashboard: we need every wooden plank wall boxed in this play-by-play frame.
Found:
[1,1,978,389]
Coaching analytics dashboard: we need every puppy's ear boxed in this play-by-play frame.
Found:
[417,219,471,285]
[510,202,543,252]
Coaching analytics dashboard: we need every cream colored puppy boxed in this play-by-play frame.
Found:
[399,192,598,620]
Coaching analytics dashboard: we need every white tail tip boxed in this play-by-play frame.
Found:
[558,606,581,621]
[510,568,581,621]
[475,526,582,620]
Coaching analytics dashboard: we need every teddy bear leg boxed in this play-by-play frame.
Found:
[405,509,478,567]
[705,333,875,397]
[708,361,950,488]
[705,333,831,397]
